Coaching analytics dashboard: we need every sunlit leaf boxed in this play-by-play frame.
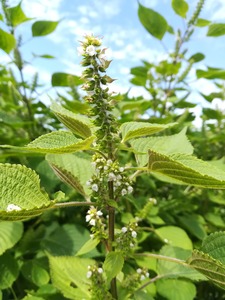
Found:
[7,1,31,26]
[26,131,95,154]
[138,3,167,40]
[103,252,124,283]
[207,23,225,37]
[76,238,100,256]
[52,72,83,87]
[51,102,92,138]
[0,28,16,53]
[120,122,177,142]
[195,18,211,27]
[32,20,59,37]
[172,0,189,18]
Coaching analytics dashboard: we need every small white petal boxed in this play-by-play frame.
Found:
[98,268,103,274]
[131,231,137,238]
[121,227,127,233]
[90,219,96,226]
[127,186,133,194]
[121,189,127,196]
[86,215,91,222]
[86,45,97,56]
[119,167,124,172]
[86,271,92,278]
[145,272,150,278]
[97,211,103,216]
[136,268,142,274]
[92,184,98,192]
[140,274,146,281]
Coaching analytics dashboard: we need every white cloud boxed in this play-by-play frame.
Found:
[205,0,225,21]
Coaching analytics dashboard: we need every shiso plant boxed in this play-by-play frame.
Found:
[2,0,225,299]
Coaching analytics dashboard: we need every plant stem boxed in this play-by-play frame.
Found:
[134,252,187,265]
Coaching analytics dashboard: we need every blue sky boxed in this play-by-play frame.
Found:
[2,0,225,116]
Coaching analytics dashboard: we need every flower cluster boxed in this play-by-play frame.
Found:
[122,267,150,293]
[86,206,107,240]
[86,154,133,205]
[86,265,113,299]
[115,222,138,255]
[78,34,118,152]
[136,268,150,281]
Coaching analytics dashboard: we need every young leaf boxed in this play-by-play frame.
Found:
[51,102,92,138]
[103,252,124,283]
[0,28,16,53]
[207,23,225,37]
[0,164,54,221]
[0,222,23,255]
[49,255,93,299]
[7,2,31,27]
[148,151,225,188]
[195,18,211,27]
[76,238,100,256]
[32,20,59,37]
[46,153,93,196]
[26,131,94,154]
[0,253,19,289]
[155,226,193,250]
[51,72,83,87]
[187,250,225,290]
[131,128,193,167]
[120,122,177,142]
[172,0,189,18]
[138,3,167,40]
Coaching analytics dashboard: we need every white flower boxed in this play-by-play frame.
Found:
[104,166,109,170]
[131,230,137,238]
[145,272,150,278]
[136,268,142,274]
[97,210,103,216]
[140,274,146,281]
[86,180,92,186]
[86,45,96,56]
[77,46,84,56]
[117,174,122,180]
[98,53,107,64]
[130,243,134,247]
[6,204,21,212]
[86,271,92,278]
[90,219,96,226]
[98,268,103,274]
[108,172,116,181]
[92,184,98,192]
[127,186,133,194]
[121,227,127,233]
[119,167,124,172]
[90,234,94,239]
[86,215,91,222]
[107,159,112,165]
[121,189,127,196]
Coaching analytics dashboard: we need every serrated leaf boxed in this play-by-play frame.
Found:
[51,72,83,87]
[0,252,19,289]
[0,222,23,255]
[76,238,100,256]
[200,232,225,264]
[172,0,189,18]
[207,23,225,37]
[32,20,59,37]
[0,164,54,221]
[157,245,206,280]
[138,3,167,40]
[46,153,93,196]
[120,122,177,142]
[155,226,192,250]
[148,151,225,188]
[103,252,124,283]
[51,102,92,138]
[49,255,93,299]
[0,28,16,53]
[156,278,196,300]
[26,131,94,154]
[7,1,31,26]
[187,250,225,290]
[131,128,193,167]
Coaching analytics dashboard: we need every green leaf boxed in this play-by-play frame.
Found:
[49,255,93,299]
[0,222,23,255]
[7,1,31,26]
[0,252,19,289]
[155,226,192,250]
[195,18,211,27]
[172,0,189,18]
[120,122,177,142]
[51,102,92,138]
[207,23,225,37]
[157,245,206,280]
[46,153,93,196]
[103,252,124,283]
[148,151,225,188]
[138,3,167,40]
[178,214,207,240]
[156,278,196,300]
[26,131,94,154]
[200,232,225,264]
[21,260,50,287]
[131,127,193,167]
[0,164,54,221]
[197,68,225,79]
[76,238,100,256]
[32,20,59,37]
[0,28,16,53]
[52,72,83,87]
[189,53,205,63]
[187,250,225,290]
